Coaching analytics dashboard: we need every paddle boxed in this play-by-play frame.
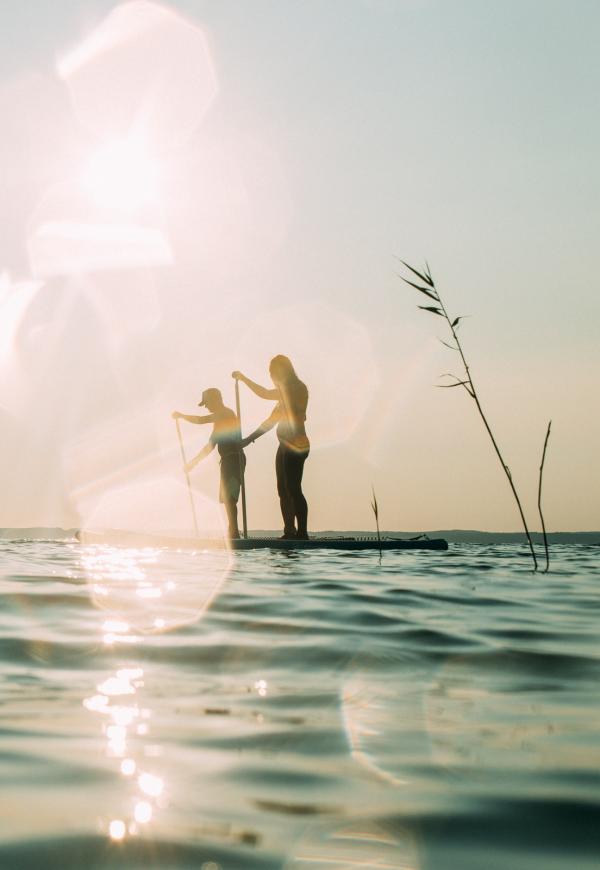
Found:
[175,417,200,538]
[235,380,249,539]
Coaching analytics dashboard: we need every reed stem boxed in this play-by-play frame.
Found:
[538,420,552,573]
[371,486,382,560]
[400,261,540,571]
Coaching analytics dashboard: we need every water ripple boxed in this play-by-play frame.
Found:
[0,540,599,868]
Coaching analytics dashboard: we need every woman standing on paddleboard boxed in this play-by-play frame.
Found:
[232,356,309,539]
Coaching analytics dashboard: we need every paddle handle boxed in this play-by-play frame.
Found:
[235,380,248,539]
[175,418,200,538]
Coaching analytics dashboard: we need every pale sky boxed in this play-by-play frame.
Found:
[0,0,598,533]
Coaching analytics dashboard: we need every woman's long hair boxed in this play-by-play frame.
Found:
[269,354,297,384]
[270,355,309,445]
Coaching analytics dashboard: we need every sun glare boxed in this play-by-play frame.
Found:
[82,137,161,211]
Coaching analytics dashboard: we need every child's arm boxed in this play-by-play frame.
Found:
[185,441,215,472]
[172,411,215,425]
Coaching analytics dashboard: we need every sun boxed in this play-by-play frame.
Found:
[82,136,161,212]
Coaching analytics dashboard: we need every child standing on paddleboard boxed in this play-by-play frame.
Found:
[172,388,246,540]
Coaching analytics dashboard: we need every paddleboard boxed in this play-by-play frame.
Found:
[75,531,448,551]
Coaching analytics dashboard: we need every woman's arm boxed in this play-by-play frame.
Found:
[172,411,214,425]
[241,406,280,447]
[232,371,278,401]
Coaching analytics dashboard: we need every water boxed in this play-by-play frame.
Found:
[1,540,599,869]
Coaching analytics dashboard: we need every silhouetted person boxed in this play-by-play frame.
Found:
[172,388,245,539]
[233,355,309,539]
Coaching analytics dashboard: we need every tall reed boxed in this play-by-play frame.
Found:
[371,485,382,559]
[399,261,550,571]
[538,421,552,572]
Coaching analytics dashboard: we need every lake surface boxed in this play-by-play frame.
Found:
[1,540,599,869]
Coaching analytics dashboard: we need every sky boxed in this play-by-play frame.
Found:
[0,0,598,534]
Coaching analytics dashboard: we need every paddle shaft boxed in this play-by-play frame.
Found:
[175,418,200,538]
[235,380,248,539]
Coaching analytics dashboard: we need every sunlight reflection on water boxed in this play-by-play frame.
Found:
[84,658,167,843]
[79,540,232,842]
[81,543,231,634]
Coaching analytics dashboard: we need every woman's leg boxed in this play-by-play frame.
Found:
[276,445,296,536]
[284,450,308,538]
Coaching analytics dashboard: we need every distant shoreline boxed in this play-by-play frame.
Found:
[1,528,599,545]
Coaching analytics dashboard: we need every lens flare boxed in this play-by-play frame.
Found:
[28,191,172,277]
[57,0,218,147]
[341,674,409,788]
[82,137,161,212]
[284,819,420,869]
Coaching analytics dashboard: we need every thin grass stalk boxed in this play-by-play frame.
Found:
[400,261,539,571]
[538,420,552,573]
[437,289,538,571]
[371,486,382,559]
